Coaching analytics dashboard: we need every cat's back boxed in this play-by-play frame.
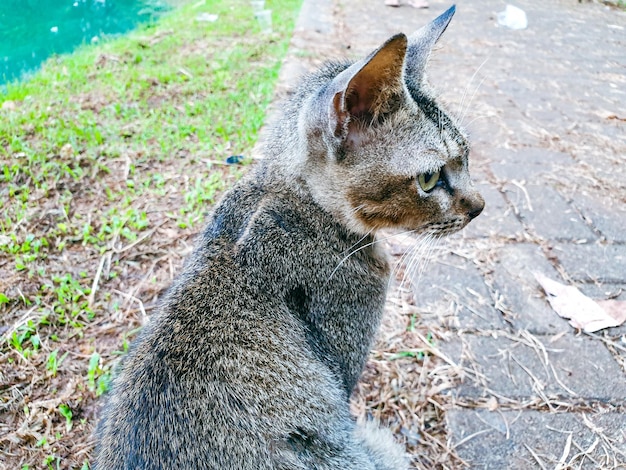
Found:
[94,169,385,469]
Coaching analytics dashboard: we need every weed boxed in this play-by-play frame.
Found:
[9,321,40,358]
[388,350,426,361]
[87,352,110,396]
[46,349,69,377]
[43,454,61,470]
[58,403,73,431]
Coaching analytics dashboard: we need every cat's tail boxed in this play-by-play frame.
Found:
[354,420,410,470]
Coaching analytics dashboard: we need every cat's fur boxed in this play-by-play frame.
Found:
[94,6,483,469]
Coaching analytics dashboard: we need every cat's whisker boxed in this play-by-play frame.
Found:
[401,242,426,291]
[350,204,366,216]
[401,233,435,291]
[407,231,443,292]
[416,234,438,282]
[464,113,491,129]
[456,55,490,125]
[400,241,422,289]
[327,228,421,282]
[389,231,429,289]
[341,226,374,257]
[459,74,488,127]
[411,235,439,291]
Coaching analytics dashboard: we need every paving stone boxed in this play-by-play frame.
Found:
[441,333,626,401]
[447,409,626,469]
[462,182,526,240]
[553,244,626,283]
[412,252,506,330]
[286,1,626,467]
[490,244,571,333]
[503,184,596,242]
[578,283,626,302]
[489,148,575,182]
[573,193,626,243]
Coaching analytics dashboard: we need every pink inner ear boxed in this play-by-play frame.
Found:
[345,77,378,120]
[333,91,349,138]
[333,34,407,135]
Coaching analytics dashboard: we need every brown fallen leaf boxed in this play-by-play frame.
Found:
[534,272,626,333]
[597,300,626,325]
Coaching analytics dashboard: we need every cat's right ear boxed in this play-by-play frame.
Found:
[405,5,455,84]
[329,33,408,139]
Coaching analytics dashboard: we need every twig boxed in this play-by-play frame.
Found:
[452,428,492,450]
[511,179,533,212]
[88,254,107,308]
[112,221,164,255]
[2,306,38,341]
[555,433,573,470]
[524,443,549,470]
[112,289,147,321]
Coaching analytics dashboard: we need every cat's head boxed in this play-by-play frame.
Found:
[287,5,484,236]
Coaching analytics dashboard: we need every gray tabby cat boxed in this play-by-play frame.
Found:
[94,5,483,469]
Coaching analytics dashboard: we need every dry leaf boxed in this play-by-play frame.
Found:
[597,300,626,325]
[534,272,626,333]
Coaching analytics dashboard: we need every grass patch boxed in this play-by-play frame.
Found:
[0,0,302,467]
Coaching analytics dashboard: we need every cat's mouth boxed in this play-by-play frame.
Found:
[421,217,468,236]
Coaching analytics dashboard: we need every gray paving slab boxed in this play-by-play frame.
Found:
[503,184,597,242]
[572,193,626,243]
[490,244,570,334]
[447,409,626,469]
[284,0,626,465]
[578,283,626,303]
[553,244,626,283]
[489,148,575,183]
[413,252,506,330]
[441,333,626,401]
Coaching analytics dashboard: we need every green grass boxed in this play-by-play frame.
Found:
[0,0,302,467]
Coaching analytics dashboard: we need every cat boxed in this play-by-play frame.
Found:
[94,5,483,469]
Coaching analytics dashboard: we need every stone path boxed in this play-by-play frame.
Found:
[270,0,626,467]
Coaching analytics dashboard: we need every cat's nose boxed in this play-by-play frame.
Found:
[468,204,484,220]
[461,194,485,220]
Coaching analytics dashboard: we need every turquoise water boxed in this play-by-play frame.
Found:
[0,0,170,86]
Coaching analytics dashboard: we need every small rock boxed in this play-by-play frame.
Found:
[60,143,74,160]
[196,13,218,22]
[1,100,17,111]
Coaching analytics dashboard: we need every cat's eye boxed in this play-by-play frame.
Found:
[418,171,440,192]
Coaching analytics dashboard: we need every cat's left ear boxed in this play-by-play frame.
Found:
[331,33,407,138]
[405,5,455,84]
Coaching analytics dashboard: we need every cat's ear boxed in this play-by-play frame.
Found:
[405,5,455,83]
[331,33,407,138]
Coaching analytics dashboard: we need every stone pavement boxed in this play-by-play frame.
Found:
[270,0,626,467]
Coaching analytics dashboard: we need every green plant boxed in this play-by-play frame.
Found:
[388,350,425,361]
[9,321,40,358]
[58,403,73,431]
[87,352,111,396]
[46,349,68,377]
